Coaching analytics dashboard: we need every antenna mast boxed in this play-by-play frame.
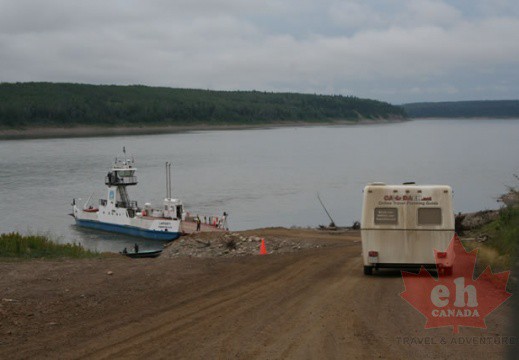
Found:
[165,162,172,199]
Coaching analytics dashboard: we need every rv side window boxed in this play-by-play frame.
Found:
[418,208,442,225]
[374,208,398,225]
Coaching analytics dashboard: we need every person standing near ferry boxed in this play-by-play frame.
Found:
[221,212,228,230]
[195,215,201,231]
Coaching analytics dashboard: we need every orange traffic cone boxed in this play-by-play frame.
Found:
[259,238,267,255]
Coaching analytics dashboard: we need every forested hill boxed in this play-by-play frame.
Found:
[402,100,519,118]
[0,82,406,128]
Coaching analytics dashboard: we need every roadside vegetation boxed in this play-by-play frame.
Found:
[0,232,98,259]
[0,82,406,128]
[485,206,519,257]
[463,178,519,273]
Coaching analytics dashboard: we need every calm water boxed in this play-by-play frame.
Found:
[1,119,518,252]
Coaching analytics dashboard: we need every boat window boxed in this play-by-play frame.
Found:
[118,170,133,177]
[374,207,398,225]
[418,208,442,225]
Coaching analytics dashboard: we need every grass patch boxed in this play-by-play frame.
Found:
[474,206,519,259]
[462,204,519,276]
[463,241,511,274]
[491,205,519,256]
[0,232,98,259]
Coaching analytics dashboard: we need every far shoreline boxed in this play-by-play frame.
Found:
[0,118,406,140]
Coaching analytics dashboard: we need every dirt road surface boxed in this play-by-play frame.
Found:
[0,229,516,359]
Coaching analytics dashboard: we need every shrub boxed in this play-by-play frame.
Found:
[0,232,98,259]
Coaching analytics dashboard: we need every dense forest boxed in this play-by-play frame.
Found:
[0,82,406,128]
[402,100,519,118]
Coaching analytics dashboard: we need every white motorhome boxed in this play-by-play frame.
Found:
[361,183,455,275]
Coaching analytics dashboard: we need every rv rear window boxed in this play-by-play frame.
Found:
[374,208,398,225]
[418,208,442,225]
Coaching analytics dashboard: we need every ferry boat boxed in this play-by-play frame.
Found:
[72,150,183,241]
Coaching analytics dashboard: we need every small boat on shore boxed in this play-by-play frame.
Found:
[120,249,163,258]
[72,149,184,241]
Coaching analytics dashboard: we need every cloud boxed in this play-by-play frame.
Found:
[402,0,462,27]
[329,2,384,30]
[0,0,518,103]
[328,0,462,31]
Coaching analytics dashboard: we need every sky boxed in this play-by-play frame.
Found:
[1,0,518,104]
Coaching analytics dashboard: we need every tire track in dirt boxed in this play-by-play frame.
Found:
[2,229,514,360]
[71,247,360,359]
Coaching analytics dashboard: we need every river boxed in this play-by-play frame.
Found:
[1,119,518,252]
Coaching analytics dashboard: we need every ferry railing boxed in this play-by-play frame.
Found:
[98,199,137,208]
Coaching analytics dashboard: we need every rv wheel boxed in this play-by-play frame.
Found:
[363,266,373,275]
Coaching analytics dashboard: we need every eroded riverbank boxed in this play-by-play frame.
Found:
[0,118,405,140]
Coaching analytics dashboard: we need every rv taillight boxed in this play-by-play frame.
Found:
[368,251,379,257]
[437,252,447,258]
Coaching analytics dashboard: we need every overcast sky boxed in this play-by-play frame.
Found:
[1,0,518,103]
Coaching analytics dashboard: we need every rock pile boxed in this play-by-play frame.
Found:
[456,210,499,233]
[162,231,327,258]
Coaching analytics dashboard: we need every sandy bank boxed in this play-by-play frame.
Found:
[0,118,406,140]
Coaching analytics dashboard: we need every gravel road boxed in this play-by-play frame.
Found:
[0,229,514,359]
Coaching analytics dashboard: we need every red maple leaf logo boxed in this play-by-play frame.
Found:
[400,234,511,333]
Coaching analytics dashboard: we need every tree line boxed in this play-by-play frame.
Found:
[0,82,406,128]
[402,100,519,118]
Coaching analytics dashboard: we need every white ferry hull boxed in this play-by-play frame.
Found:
[75,218,181,241]
[74,206,181,241]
